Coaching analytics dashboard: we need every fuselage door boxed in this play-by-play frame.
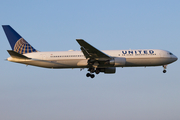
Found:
[159,51,166,57]
[40,54,46,60]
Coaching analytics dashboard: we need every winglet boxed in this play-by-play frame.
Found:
[2,25,37,54]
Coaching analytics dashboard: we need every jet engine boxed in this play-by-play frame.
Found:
[97,67,116,74]
[108,57,126,66]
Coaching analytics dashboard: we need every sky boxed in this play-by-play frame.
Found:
[0,0,180,120]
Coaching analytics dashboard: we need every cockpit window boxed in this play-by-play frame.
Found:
[169,52,173,55]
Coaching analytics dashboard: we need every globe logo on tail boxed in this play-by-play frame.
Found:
[14,38,37,54]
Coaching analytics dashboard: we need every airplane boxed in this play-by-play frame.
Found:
[2,25,178,78]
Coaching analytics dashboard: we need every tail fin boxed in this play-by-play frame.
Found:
[2,25,37,54]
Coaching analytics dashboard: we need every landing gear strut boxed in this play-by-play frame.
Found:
[163,65,167,73]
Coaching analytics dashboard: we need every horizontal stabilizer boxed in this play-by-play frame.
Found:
[7,50,31,59]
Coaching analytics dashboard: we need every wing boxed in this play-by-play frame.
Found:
[76,39,111,60]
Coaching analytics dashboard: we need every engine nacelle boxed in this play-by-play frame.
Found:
[109,57,126,66]
[98,67,116,74]
[104,67,116,74]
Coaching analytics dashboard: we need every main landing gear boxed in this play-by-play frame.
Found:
[163,65,167,73]
[86,68,100,79]
[86,73,95,78]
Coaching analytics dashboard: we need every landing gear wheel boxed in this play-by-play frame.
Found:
[86,73,91,77]
[90,74,95,78]
[90,69,95,73]
[95,69,100,74]
[163,70,167,73]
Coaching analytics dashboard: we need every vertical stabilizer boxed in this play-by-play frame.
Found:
[2,25,37,54]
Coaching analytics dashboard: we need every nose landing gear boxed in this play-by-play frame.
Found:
[163,65,167,73]
[163,70,166,73]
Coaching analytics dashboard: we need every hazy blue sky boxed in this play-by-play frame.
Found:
[0,0,180,120]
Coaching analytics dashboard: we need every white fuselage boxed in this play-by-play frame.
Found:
[7,49,177,69]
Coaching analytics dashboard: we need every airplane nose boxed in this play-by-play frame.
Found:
[175,56,178,61]
[173,55,178,62]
